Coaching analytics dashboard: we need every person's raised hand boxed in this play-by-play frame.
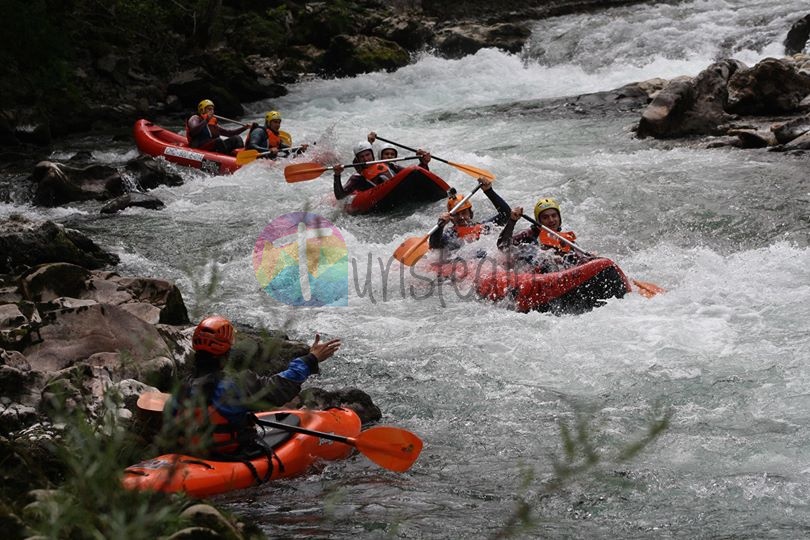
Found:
[367,131,377,143]
[333,164,344,175]
[417,149,431,164]
[510,207,523,221]
[438,212,451,226]
[478,177,492,191]
[309,334,341,362]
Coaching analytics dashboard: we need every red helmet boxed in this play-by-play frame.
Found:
[192,315,235,355]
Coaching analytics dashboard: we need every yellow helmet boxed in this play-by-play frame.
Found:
[447,193,472,213]
[265,111,282,123]
[534,198,561,222]
[197,99,214,115]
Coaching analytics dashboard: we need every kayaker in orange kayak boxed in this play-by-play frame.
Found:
[170,315,341,456]
[186,99,252,154]
[428,177,511,252]
[497,198,587,272]
[333,139,431,200]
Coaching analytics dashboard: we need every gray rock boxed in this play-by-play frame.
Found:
[100,192,165,214]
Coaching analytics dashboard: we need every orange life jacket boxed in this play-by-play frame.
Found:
[174,404,244,453]
[266,129,283,148]
[361,163,394,185]
[455,223,483,241]
[539,229,577,253]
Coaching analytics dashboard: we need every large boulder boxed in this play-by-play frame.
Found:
[30,161,125,206]
[637,60,744,138]
[20,303,173,373]
[771,113,810,144]
[726,57,810,115]
[785,14,810,55]
[434,22,531,59]
[321,35,410,76]
[0,217,118,274]
[100,192,165,214]
[124,154,184,190]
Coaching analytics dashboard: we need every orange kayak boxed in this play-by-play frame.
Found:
[122,408,362,498]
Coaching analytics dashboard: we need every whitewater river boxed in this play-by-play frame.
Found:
[4,0,810,537]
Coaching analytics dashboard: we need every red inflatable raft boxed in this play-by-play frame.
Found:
[346,165,450,214]
[122,408,361,498]
[433,257,632,315]
[133,119,241,174]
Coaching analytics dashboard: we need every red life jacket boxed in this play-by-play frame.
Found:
[455,223,483,241]
[266,129,283,148]
[361,163,394,185]
[539,229,577,253]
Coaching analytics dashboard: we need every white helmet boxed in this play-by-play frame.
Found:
[353,140,373,156]
[378,142,398,157]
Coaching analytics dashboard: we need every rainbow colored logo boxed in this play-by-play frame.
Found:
[253,212,348,307]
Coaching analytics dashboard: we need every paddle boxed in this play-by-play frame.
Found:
[519,214,665,298]
[373,135,495,181]
[284,156,420,183]
[235,145,306,165]
[136,391,422,472]
[393,184,484,266]
[214,114,247,126]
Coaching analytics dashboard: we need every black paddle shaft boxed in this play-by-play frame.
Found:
[375,136,455,167]
[256,418,352,445]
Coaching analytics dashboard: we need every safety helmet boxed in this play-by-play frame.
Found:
[378,142,398,157]
[265,111,281,123]
[353,140,373,157]
[534,198,561,223]
[192,315,235,356]
[197,99,214,115]
[447,193,472,213]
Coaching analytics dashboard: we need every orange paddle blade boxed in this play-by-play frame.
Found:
[235,149,260,165]
[632,279,665,298]
[393,236,430,266]
[284,162,328,182]
[136,391,171,413]
[353,426,423,472]
[447,161,495,181]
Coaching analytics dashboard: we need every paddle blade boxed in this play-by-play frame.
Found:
[354,426,423,472]
[633,279,665,298]
[235,149,260,165]
[280,130,292,146]
[393,236,429,266]
[447,161,495,181]
[284,162,328,182]
[137,391,171,413]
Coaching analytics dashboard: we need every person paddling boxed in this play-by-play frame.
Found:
[333,138,431,200]
[428,177,511,252]
[246,111,307,159]
[186,99,252,154]
[368,131,431,171]
[170,315,341,457]
[497,198,587,273]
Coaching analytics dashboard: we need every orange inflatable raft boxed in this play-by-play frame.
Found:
[122,408,362,498]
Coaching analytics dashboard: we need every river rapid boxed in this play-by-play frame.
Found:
[5,0,810,537]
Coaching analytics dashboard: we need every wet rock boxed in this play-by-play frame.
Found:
[770,113,810,144]
[637,60,744,138]
[0,403,39,433]
[100,192,165,214]
[434,22,531,59]
[179,504,242,540]
[20,263,92,303]
[727,128,777,148]
[784,14,810,55]
[0,217,119,274]
[292,387,382,425]
[726,57,810,115]
[379,15,436,51]
[783,130,810,149]
[21,303,173,373]
[321,35,410,76]
[167,67,245,119]
[111,276,189,325]
[30,161,125,206]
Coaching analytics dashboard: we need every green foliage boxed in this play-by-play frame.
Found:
[23,392,191,539]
